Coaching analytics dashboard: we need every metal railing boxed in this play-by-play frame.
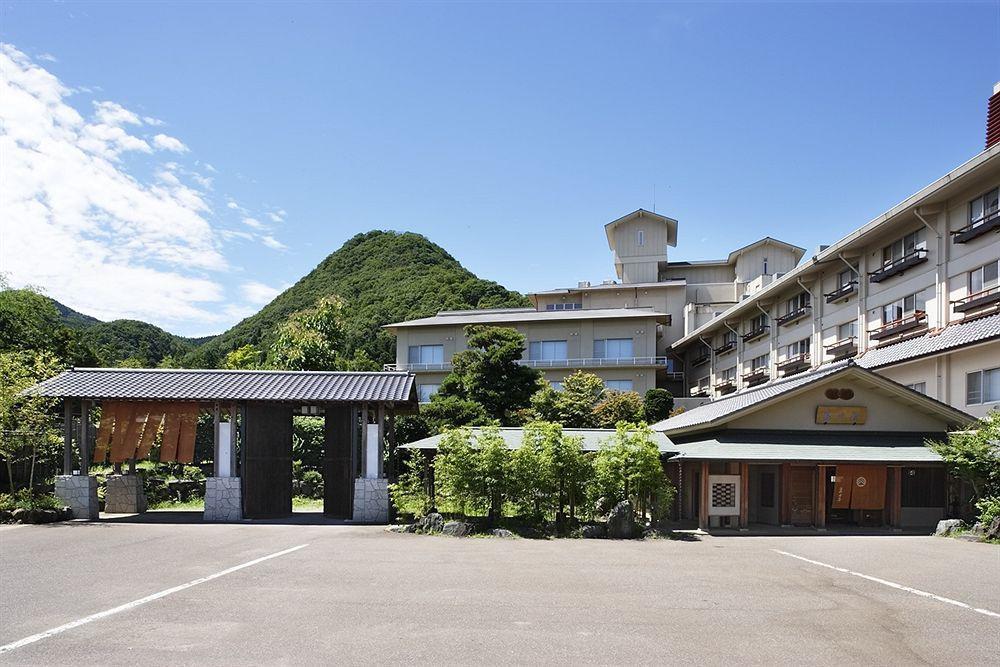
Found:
[951,285,1000,313]
[775,306,811,327]
[868,310,927,341]
[952,209,1000,244]
[385,357,673,372]
[824,281,858,304]
[868,248,928,283]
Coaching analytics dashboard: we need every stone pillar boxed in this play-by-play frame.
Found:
[104,474,147,514]
[352,478,388,523]
[54,475,99,520]
[204,477,242,521]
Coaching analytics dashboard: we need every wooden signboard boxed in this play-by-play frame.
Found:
[831,473,852,509]
[815,405,867,425]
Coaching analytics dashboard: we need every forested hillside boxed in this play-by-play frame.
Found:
[78,320,198,367]
[185,231,529,367]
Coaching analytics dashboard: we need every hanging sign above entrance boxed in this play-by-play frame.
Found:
[815,405,867,425]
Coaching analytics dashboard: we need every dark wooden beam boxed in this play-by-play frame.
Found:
[739,462,749,529]
[816,465,827,529]
[699,461,710,530]
[63,399,73,475]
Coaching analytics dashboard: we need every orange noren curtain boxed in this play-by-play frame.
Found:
[849,465,886,510]
[175,404,199,464]
[136,405,165,460]
[93,402,118,464]
[108,403,138,463]
[159,407,183,462]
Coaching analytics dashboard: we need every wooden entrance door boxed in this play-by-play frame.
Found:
[789,466,814,526]
[324,405,355,518]
[243,403,293,518]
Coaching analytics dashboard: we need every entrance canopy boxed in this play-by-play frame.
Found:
[667,432,943,463]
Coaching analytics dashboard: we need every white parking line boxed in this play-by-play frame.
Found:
[772,549,1000,619]
[0,543,310,654]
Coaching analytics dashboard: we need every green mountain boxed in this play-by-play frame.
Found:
[79,319,199,367]
[51,299,101,329]
[187,230,529,367]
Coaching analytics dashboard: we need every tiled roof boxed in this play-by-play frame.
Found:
[651,361,852,433]
[668,439,941,463]
[858,313,1000,369]
[27,368,416,404]
[400,427,675,453]
[384,307,669,329]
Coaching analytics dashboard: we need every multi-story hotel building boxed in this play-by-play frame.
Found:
[388,83,1000,420]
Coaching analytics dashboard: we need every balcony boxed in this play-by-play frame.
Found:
[868,249,928,283]
[775,306,811,328]
[742,325,769,343]
[516,356,672,369]
[713,340,736,356]
[691,350,711,367]
[825,336,858,360]
[714,379,736,395]
[952,286,1000,314]
[383,362,453,372]
[777,353,811,376]
[952,209,1000,244]
[824,281,858,304]
[742,368,769,387]
[868,311,928,341]
[690,386,710,398]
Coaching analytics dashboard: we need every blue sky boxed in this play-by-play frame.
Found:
[1,1,998,336]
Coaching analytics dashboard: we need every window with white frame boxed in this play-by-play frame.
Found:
[906,382,926,394]
[837,267,858,288]
[720,367,736,382]
[786,338,810,359]
[966,367,1000,405]
[837,320,857,341]
[881,229,925,267]
[408,344,444,365]
[969,187,999,227]
[750,354,769,371]
[637,230,645,247]
[969,260,1000,295]
[786,292,810,314]
[720,330,737,347]
[881,293,925,324]
[604,379,634,392]
[417,384,440,403]
[748,313,768,333]
[546,303,583,311]
[593,338,633,359]
[528,340,568,361]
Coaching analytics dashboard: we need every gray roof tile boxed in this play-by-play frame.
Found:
[27,368,416,404]
[400,427,675,452]
[858,313,1000,369]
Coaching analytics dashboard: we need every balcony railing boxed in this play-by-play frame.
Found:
[384,362,453,372]
[386,356,674,372]
[952,209,1000,244]
[713,340,736,355]
[824,281,858,304]
[691,350,711,367]
[868,248,928,283]
[714,379,736,395]
[952,285,1000,314]
[742,325,769,343]
[825,336,858,359]
[742,368,769,387]
[690,386,710,398]
[868,310,928,341]
[777,353,811,375]
[775,306,811,328]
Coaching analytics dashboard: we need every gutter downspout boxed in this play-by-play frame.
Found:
[914,207,946,333]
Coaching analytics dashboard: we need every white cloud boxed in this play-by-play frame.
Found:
[267,210,285,223]
[242,216,265,230]
[38,52,57,63]
[0,43,229,328]
[260,235,287,250]
[241,281,283,304]
[142,116,164,126]
[152,133,188,152]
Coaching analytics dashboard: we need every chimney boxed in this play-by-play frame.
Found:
[987,81,1000,150]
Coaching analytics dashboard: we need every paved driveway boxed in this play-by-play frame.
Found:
[1,515,997,665]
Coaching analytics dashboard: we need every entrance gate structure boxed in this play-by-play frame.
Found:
[27,368,416,522]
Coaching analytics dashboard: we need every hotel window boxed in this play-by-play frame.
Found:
[594,338,633,359]
[546,303,583,311]
[720,366,736,381]
[604,379,634,392]
[721,330,737,346]
[966,367,1000,405]
[906,382,926,394]
[837,267,858,287]
[528,340,568,361]
[750,354,768,371]
[417,384,440,403]
[837,321,857,341]
[969,187,999,227]
[408,344,444,365]
[882,229,925,267]
[969,260,1000,295]
[637,230,645,247]
[748,313,768,333]
[881,293,925,324]
[549,381,564,392]
[786,292,810,314]
[786,338,810,358]
[696,377,710,391]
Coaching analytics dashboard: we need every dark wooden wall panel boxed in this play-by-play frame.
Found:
[243,403,293,518]
[324,405,354,518]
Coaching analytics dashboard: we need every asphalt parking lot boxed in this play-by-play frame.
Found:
[1,514,997,665]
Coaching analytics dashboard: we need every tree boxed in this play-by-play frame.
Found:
[268,296,348,370]
[420,395,490,433]
[642,389,674,423]
[0,284,97,366]
[224,344,264,370]
[524,421,590,522]
[593,423,673,522]
[929,411,1000,501]
[0,351,65,493]
[530,371,605,427]
[593,391,644,429]
[434,426,514,523]
[437,325,540,423]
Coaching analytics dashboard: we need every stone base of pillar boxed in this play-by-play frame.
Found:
[104,474,147,514]
[353,477,389,524]
[54,475,99,520]
[204,477,242,522]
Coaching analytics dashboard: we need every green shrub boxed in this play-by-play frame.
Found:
[390,449,434,516]
[976,496,1000,527]
[0,489,63,511]
[593,423,674,522]
[181,465,206,481]
[592,391,644,429]
[302,470,324,499]
[642,389,674,423]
